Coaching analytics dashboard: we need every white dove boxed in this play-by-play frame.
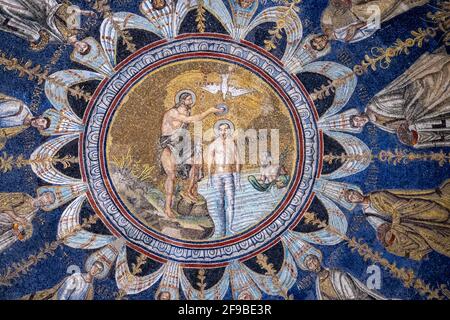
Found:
[201,74,253,100]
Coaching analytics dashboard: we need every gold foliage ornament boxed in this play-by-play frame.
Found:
[0,50,92,102]
[323,149,450,168]
[196,0,207,33]
[0,152,79,174]
[29,30,51,52]
[303,212,447,300]
[256,253,294,300]
[197,269,207,300]
[311,1,449,102]
[354,1,450,76]
[0,215,99,286]
[264,0,302,51]
[115,254,148,300]
[88,0,137,53]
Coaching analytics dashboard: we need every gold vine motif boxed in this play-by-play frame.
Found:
[197,269,207,300]
[256,253,294,300]
[312,1,449,101]
[89,0,137,53]
[303,212,447,300]
[29,45,66,112]
[310,73,354,101]
[115,254,148,300]
[428,1,450,45]
[264,0,302,51]
[0,215,99,286]
[0,51,92,102]
[353,1,449,75]
[353,27,438,75]
[196,0,207,33]
[323,149,450,167]
[29,9,99,111]
[0,152,79,174]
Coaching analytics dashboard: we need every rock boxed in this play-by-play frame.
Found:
[111,165,215,240]
[175,195,209,217]
[191,202,209,217]
[172,194,215,240]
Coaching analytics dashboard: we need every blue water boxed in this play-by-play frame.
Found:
[0,0,448,300]
[198,172,286,239]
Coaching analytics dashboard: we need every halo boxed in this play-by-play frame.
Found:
[214,119,235,137]
[175,90,196,104]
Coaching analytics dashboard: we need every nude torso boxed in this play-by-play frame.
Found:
[161,107,190,136]
[210,138,238,174]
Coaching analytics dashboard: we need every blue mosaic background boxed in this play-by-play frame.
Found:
[0,0,449,300]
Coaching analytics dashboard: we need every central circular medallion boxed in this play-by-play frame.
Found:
[81,35,320,266]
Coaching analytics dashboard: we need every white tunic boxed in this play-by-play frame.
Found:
[0,98,31,128]
[56,273,93,300]
[0,0,65,43]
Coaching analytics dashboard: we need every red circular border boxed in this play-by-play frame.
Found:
[79,34,323,266]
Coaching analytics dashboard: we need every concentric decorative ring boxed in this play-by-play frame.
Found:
[81,35,321,266]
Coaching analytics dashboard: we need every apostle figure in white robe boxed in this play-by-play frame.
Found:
[0,192,55,253]
[0,0,94,52]
[363,47,450,148]
[0,93,50,149]
[22,239,124,300]
[320,0,429,43]
[22,260,105,300]
[303,254,386,300]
